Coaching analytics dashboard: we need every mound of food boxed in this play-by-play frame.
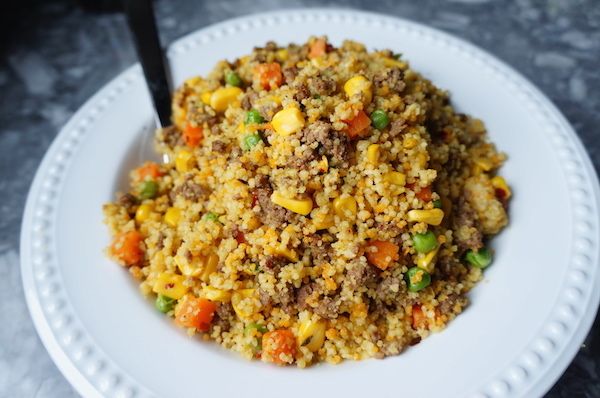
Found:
[104,37,510,366]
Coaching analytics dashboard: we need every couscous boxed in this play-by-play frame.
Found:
[103,37,510,366]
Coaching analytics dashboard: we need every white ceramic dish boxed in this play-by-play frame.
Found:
[21,8,600,398]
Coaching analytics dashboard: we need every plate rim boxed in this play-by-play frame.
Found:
[20,7,600,398]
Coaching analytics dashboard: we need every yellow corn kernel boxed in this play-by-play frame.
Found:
[174,108,187,131]
[201,286,231,302]
[384,171,406,186]
[135,204,153,223]
[271,107,305,136]
[407,208,445,225]
[231,288,259,319]
[318,156,329,173]
[210,86,243,112]
[276,247,298,262]
[325,328,338,340]
[200,253,219,283]
[174,255,200,277]
[343,75,373,104]
[297,318,327,352]
[270,191,313,215]
[491,176,512,199]
[276,49,289,61]
[383,58,406,69]
[175,150,193,172]
[164,207,181,227]
[333,196,357,220]
[367,144,380,165]
[152,272,188,299]
[324,277,337,291]
[474,158,493,172]
[312,212,334,230]
[184,76,202,87]
[403,137,418,149]
[416,246,440,273]
[200,91,212,105]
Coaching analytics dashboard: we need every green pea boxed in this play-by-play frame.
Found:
[392,53,402,60]
[405,267,431,292]
[244,322,268,335]
[242,134,262,150]
[139,181,158,200]
[433,199,442,209]
[225,71,242,87]
[412,231,438,253]
[155,294,176,313]
[245,109,264,124]
[370,110,390,130]
[465,248,493,268]
[204,212,220,222]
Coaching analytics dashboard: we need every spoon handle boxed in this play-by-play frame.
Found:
[124,0,171,127]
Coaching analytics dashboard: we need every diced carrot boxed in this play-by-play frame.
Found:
[183,124,203,148]
[262,329,297,365]
[234,230,246,244]
[254,63,283,91]
[365,240,400,270]
[136,162,163,181]
[110,230,144,266]
[344,110,371,138]
[407,183,432,202]
[175,296,217,331]
[308,38,327,59]
[411,304,428,329]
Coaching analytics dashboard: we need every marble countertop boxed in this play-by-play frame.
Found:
[1,0,599,396]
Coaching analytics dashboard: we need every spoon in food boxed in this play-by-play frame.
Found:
[123,0,172,163]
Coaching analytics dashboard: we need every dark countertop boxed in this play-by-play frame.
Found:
[1,0,598,396]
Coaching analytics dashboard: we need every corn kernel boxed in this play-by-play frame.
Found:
[312,212,334,230]
[416,246,440,273]
[175,150,193,172]
[383,58,406,69]
[276,247,298,262]
[164,207,181,227]
[201,286,231,302]
[403,137,418,149]
[210,86,243,112]
[407,208,445,225]
[474,158,493,172]
[367,144,380,165]
[491,175,512,199]
[152,272,188,299]
[383,171,406,186]
[318,156,329,172]
[200,253,219,283]
[174,255,201,277]
[135,204,153,223]
[271,107,305,136]
[276,49,289,61]
[297,318,326,352]
[343,75,373,104]
[200,91,212,105]
[231,289,259,319]
[333,196,357,220]
[270,191,313,215]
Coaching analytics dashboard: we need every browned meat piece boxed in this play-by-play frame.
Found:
[452,197,483,253]
[212,303,235,332]
[253,176,294,228]
[258,288,273,306]
[264,41,278,51]
[117,193,138,213]
[277,284,297,313]
[304,234,332,265]
[308,75,336,96]
[294,83,311,103]
[437,293,467,314]
[188,108,218,127]
[282,66,299,85]
[296,282,317,310]
[161,125,183,147]
[241,91,258,110]
[212,140,227,153]
[373,68,405,93]
[345,261,378,290]
[314,296,339,319]
[170,176,208,202]
[296,121,355,168]
[388,119,406,138]
[261,255,288,273]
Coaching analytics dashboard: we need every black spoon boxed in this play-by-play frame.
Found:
[123,0,172,128]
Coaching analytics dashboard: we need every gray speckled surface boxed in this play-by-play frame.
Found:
[1,0,599,397]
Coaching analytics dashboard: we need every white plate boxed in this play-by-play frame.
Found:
[21,8,600,398]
